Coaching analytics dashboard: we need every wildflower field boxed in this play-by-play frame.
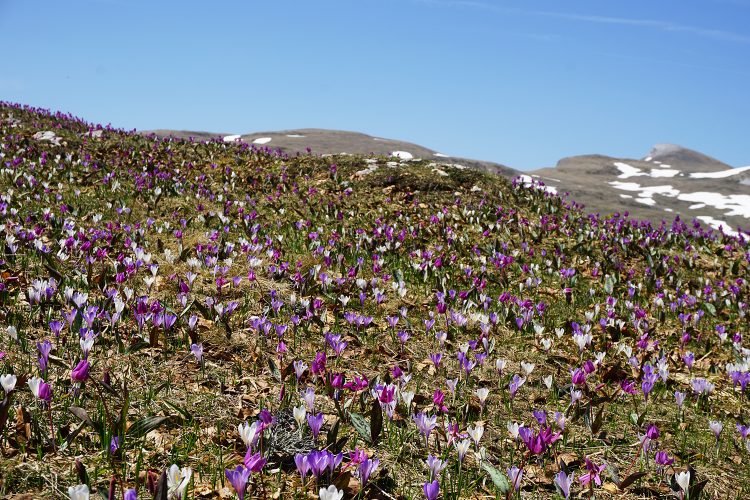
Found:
[0,102,749,499]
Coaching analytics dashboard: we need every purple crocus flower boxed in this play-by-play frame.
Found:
[71,359,90,382]
[225,465,251,500]
[571,368,586,386]
[654,450,674,466]
[423,480,440,500]
[123,489,137,500]
[28,376,52,403]
[243,450,267,473]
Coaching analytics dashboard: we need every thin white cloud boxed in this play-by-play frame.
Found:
[415,0,750,43]
[538,11,750,43]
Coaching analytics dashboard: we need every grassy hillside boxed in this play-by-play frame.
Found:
[1,102,749,499]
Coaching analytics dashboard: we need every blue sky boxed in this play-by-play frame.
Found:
[1,0,748,169]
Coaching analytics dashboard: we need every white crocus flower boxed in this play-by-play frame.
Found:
[318,485,344,500]
[467,422,484,447]
[1,374,17,394]
[507,421,522,440]
[475,387,490,407]
[675,470,690,494]
[167,464,192,499]
[68,484,90,500]
[400,390,415,413]
[293,405,307,429]
[27,376,43,398]
[238,420,261,449]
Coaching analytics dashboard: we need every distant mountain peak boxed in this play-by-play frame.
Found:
[644,143,730,172]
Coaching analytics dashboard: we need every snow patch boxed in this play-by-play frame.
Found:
[689,165,750,179]
[434,153,450,158]
[223,135,242,142]
[644,156,652,162]
[649,168,680,178]
[620,194,633,199]
[286,134,306,138]
[390,151,414,160]
[518,175,557,195]
[696,216,743,237]
[608,182,680,206]
[33,131,62,145]
[614,162,643,179]
[689,204,706,210]
[253,137,272,145]
[676,192,750,218]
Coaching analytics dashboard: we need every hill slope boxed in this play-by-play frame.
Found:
[1,102,750,499]
[146,128,750,236]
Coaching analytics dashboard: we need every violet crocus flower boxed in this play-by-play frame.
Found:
[507,466,523,491]
[190,343,203,363]
[423,480,440,500]
[109,436,120,454]
[225,465,251,500]
[554,470,574,499]
[509,374,525,400]
[425,455,447,480]
[429,353,442,369]
[413,413,437,445]
[307,413,324,439]
[674,391,686,410]
[294,453,310,479]
[357,457,379,486]
[709,420,723,441]
[306,450,329,479]
[37,340,52,374]
[124,489,137,500]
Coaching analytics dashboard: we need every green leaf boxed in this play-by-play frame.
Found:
[703,302,716,316]
[482,463,510,494]
[370,399,383,444]
[349,412,372,443]
[604,275,614,294]
[268,358,282,382]
[326,419,340,449]
[162,400,194,423]
[126,415,173,439]
[618,472,646,490]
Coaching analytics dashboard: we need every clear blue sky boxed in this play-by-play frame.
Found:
[1,0,748,169]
